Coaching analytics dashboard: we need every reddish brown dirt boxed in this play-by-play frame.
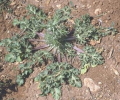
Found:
[0,0,120,100]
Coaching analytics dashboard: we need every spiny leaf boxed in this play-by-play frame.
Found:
[16,75,24,86]
[5,53,17,62]
[52,88,61,100]
[35,62,81,99]
[69,74,82,88]
[79,46,104,69]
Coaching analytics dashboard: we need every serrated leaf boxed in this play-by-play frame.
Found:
[79,46,104,70]
[5,53,16,62]
[16,75,24,86]
[16,56,22,62]
[35,62,81,99]
[70,74,82,88]
[13,19,20,26]
[52,88,61,100]
[34,77,39,82]
[1,4,117,100]
[17,79,24,86]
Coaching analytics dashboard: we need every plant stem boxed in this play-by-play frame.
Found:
[32,45,49,50]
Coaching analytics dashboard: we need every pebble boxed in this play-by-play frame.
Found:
[56,4,61,9]
[110,9,114,14]
[99,95,103,98]
[84,78,100,92]
[30,79,34,84]
[107,16,111,20]
[0,48,3,52]
[8,63,12,66]
[98,82,102,85]
[35,0,39,2]
[87,4,91,8]
[99,2,103,6]
[14,62,19,65]
[94,8,102,15]
[36,94,39,98]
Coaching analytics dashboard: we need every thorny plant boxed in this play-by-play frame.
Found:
[35,63,81,100]
[0,5,118,100]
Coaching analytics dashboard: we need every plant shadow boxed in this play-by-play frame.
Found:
[0,79,17,100]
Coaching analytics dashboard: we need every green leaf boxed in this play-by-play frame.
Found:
[52,88,61,100]
[16,56,22,62]
[5,53,16,62]
[79,46,104,69]
[34,77,39,82]
[1,4,118,100]
[70,74,82,88]
[13,19,20,26]
[36,62,81,99]
[17,79,24,86]
[16,75,24,86]
[91,64,97,67]
[80,64,90,74]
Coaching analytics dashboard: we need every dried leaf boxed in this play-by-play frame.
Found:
[68,19,75,24]
[108,47,114,59]
[112,67,119,76]
[89,39,101,46]
[10,1,16,6]
[96,48,104,53]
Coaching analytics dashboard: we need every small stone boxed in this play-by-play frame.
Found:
[110,9,114,14]
[30,79,34,84]
[0,48,3,52]
[99,2,103,5]
[99,95,103,98]
[112,67,119,76]
[56,4,61,9]
[8,63,12,66]
[35,0,40,2]
[107,16,111,20]
[84,78,100,92]
[104,66,107,68]
[105,20,108,23]
[20,61,24,64]
[93,1,96,4]
[98,82,102,85]
[7,31,10,33]
[36,94,39,98]
[96,93,99,97]
[94,8,102,15]
[14,62,19,65]
[6,89,12,93]
[87,4,91,8]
